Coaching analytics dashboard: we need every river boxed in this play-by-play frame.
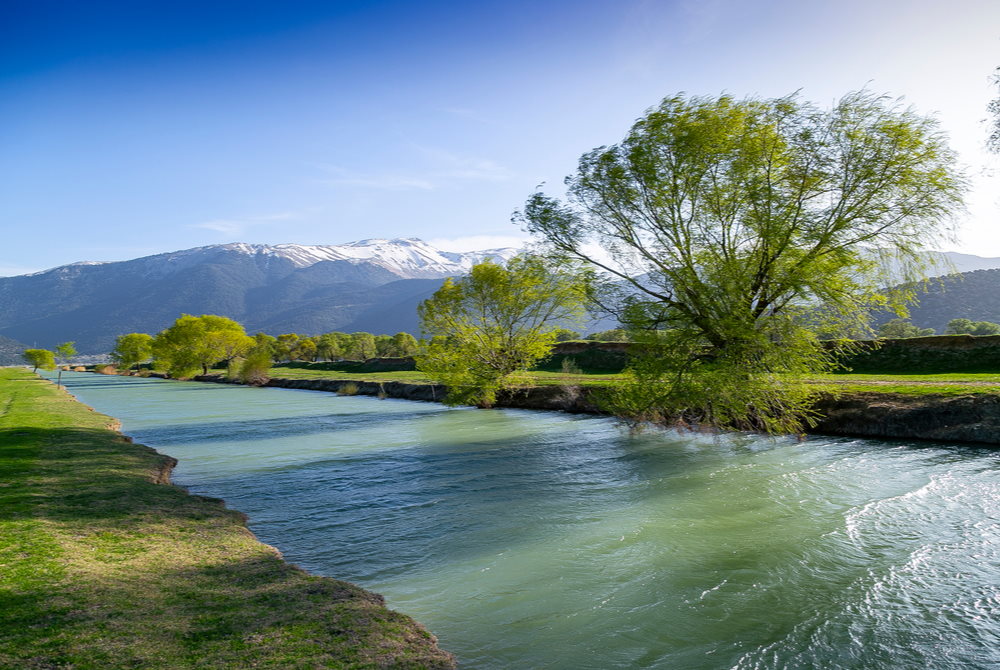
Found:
[52,372,1000,669]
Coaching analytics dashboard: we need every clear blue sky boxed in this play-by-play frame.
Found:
[2,0,998,275]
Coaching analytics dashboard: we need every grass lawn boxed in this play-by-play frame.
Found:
[810,372,1000,396]
[0,368,454,670]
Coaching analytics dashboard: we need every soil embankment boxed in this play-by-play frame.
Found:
[193,374,1000,446]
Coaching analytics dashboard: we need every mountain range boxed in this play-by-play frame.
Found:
[3,241,1000,361]
[0,239,517,356]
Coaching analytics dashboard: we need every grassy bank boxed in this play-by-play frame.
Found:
[0,368,454,669]
[262,366,1000,398]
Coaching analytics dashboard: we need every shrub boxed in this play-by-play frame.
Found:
[561,357,583,375]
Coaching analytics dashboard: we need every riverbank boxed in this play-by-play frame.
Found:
[186,373,1000,446]
[0,368,455,669]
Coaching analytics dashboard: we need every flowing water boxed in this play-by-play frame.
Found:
[53,372,1000,669]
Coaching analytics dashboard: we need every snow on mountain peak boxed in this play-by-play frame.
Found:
[22,238,521,281]
[218,238,520,278]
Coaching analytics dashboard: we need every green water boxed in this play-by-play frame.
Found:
[55,372,1000,669]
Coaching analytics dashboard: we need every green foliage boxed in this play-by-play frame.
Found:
[295,336,318,361]
[252,332,277,358]
[560,357,583,374]
[54,341,76,365]
[552,328,581,342]
[416,255,590,406]
[273,333,299,362]
[152,314,254,377]
[347,332,376,360]
[111,333,153,371]
[520,91,966,433]
[239,347,273,386]
[879,319,935,338]
[585,329,627,342]
[315,332,342,361]
[374,334,394,357]
[391,331,419,356]
[945,318,1000,336]
[22,348,55,372]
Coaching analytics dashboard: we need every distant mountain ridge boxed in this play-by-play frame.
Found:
[879,267,1000,333]
[3,241,1000,360]
[27,238,518,281]
[0,238,518,355]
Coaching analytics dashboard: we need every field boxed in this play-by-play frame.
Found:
[0,368,454,669]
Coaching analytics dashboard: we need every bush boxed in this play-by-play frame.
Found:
[560,357,583,374]
[337,382,359,396]
[239,349,272,386]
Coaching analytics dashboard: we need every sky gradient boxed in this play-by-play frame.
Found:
[2,0,999,275]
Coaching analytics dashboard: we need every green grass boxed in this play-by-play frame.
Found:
[0,368,454,669]
[808,372,1000,396]
[265,365,1000,398]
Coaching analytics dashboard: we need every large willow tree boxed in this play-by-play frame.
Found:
[519,91,966,433]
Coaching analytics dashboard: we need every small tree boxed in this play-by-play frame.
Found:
[347,332,376,361]
[23,348,55,372]
[552,328,581,342]
[945,318,1000,336]
[316,333,342,361]
[273,334,300,362]
[374,334,395,357]
[53,341,77,387]
[152,314,254,377]
[294,337,318,361]
[879,319,935,338]
[585,329,628,342]
[391,332,419,356]
[111,333,153,372]
[239,345,273,386]
[416,255,590,406]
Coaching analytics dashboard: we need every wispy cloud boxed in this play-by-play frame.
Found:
[321,169,436,191]
[411,144,511,182]
[427,234,529,252]
[189,210,305,236]
[438,106,499,126]
[318,146,513,192]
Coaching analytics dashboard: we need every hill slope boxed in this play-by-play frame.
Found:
[0,240,516,353]
[894,268,1000,332]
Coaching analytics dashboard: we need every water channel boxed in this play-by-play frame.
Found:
[53,372,1000,669]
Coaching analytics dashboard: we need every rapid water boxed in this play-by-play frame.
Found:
[53,372,1000,669]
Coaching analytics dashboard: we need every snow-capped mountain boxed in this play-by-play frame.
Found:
[31,238,518,281]
[0,238,523,354]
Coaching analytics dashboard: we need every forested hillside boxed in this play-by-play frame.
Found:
[879,269,1000,332]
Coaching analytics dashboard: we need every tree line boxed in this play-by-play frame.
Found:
[100,316,423,380]
[415,88,970,432]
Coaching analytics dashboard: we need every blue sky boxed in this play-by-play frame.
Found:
[2,0,998,275]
